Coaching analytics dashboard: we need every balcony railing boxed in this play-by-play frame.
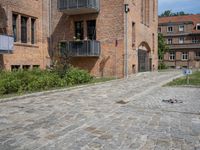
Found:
[168,43,200,49]
[60,40,101,57]
[58,0,99,15]
[0,35,14,54]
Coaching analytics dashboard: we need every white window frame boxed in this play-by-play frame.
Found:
[196,24,200,30]
[169,51,175,60]
[167,38,173,44]
[167,26,173,32]
[179,25,184,32]
[179,37,184,44]
[182,52,188,60]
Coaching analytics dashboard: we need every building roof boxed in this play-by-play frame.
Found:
[159,14,200,33]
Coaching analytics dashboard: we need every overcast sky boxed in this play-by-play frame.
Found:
[159,0,200,15]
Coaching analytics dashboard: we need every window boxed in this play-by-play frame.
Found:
[22,65,30,70]
[182,52,188,60]
[158,27,161,33]
[167,38,173,44]
[11,65,20,71]
[196,51,200,57]
[169,51,175,60]
[192,37,199,43]
[31,18,36,44]
[87,20,96,40]
[196,24,200,30]
[21,16,28,43]
[167,26,173,32]
[75,21,84,40]
[179,37,184,44]
[12,14,18,42]
[179,25,184,32]
[33,65,40,69]
[132,22,135,46]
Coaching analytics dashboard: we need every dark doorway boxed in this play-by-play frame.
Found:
[87,20,96,40]
[75,21,84,40]
[138,49,150,72]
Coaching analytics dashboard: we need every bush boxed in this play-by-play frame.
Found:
[0,67,92,96]
[64,67,93,86]
[158,62,168,70]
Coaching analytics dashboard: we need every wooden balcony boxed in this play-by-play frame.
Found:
[168,43,200,49]
[0,35,14,54]
[58,0,99,15]
[60,40,101,57]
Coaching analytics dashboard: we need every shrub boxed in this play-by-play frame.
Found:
[64,67,93,86]
[158,62,168,70]
[0,67,92,96]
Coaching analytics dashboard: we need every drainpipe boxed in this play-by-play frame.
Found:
[49,0,52,64]
[124,3,129,78]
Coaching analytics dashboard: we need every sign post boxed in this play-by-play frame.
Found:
[183,69,192,84]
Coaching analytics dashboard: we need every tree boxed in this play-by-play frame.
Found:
[160,10,173,17]
[160,10,191,17]
[158,33,169,60]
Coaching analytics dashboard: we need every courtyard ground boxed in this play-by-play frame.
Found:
[0,70,200,150]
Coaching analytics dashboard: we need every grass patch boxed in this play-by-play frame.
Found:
[166,71,200,86]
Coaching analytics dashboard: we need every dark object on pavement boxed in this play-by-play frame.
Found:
[162,98,183,104]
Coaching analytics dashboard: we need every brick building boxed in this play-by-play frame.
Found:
[159,15,200,69]
[0,0,50,70]
[0,0,158,77]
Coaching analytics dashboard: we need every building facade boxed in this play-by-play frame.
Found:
[0,0,158,77]
[0,0,50,70]
[159,15,200,69]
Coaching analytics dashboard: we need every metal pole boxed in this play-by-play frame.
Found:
[124,4,129,78]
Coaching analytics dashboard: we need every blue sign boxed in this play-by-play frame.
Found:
[183,69,192,75]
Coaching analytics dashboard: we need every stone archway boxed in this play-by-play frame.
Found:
[138,42,151,72]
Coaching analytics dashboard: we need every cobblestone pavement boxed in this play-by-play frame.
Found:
[0,71,200,150]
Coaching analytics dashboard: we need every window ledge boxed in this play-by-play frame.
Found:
[14,42,39,48]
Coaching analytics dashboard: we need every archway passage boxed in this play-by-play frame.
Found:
[138,42,151,72]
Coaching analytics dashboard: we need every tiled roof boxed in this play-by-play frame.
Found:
[159,14,200,25]
[159,14,200,33]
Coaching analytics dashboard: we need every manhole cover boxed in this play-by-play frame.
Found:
[162,98,183,104]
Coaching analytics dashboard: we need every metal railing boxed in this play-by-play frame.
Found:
[58,0,99,11]
[60,40,101,57]
[168,43,200,49]
[0,35,14,54]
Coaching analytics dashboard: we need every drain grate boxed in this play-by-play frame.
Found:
[162,98,183,104]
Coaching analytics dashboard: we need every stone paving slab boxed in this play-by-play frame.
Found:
[0,71,200,150]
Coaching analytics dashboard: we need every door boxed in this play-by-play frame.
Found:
[138,49,150,72]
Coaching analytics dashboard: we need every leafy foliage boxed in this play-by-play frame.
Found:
[158,33,169,61]
[0,67,92,95]
[160,10,191,17]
